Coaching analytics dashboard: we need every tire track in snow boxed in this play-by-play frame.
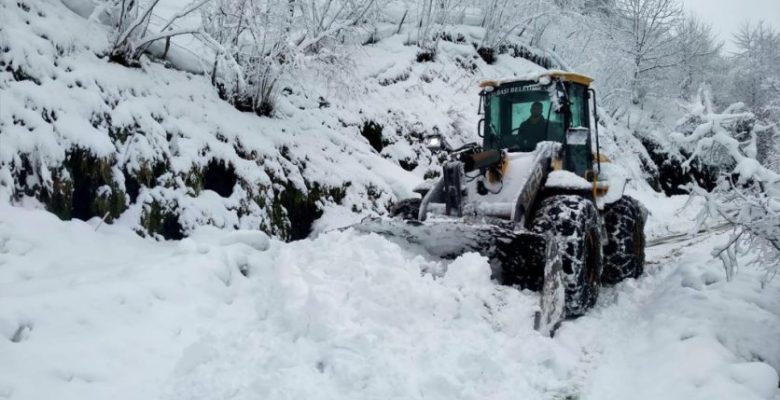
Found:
[646,222,732,248]
[555,229,780,400]
[552,239,692,398]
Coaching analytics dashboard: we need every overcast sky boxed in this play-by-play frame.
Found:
[684,0,780,52]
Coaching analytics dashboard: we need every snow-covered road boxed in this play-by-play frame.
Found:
[0,202,778,400]
[560,235,780,399]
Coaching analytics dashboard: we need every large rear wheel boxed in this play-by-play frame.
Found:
[602,196,646,284]
[531,195,603,318]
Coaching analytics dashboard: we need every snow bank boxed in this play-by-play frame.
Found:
[0,204,564,400]
[565,234,780,400]
[627,187,707,239]
[1,199,778,400]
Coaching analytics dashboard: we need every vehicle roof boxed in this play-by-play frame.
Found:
[479,70,594,88]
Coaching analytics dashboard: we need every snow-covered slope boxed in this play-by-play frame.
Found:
[0,0,564,240]
[1,199,778,400]
[0,0,413,240]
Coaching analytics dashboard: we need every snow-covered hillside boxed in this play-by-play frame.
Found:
[0,0,407,240]
[0,0,619,240]
[1,195,778,400]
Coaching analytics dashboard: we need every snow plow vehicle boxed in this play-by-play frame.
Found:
[356,71,647,335]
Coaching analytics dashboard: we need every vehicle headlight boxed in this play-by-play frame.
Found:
[425,135,442,150]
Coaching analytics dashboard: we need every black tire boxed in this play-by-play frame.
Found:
[531,195,603,317]
[390,198,422,220]
[602,196,646,284]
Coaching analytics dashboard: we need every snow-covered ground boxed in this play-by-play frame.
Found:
[1,195,778,400]
[2,1,778,399]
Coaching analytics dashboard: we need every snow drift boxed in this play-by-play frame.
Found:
[1,199,778,399]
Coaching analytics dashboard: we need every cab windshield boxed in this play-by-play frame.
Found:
[483,83,572,152]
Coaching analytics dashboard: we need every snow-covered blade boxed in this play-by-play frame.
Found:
[352,217,547,288]
[421,142,561,224]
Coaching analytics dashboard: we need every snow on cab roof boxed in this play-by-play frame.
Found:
[480,70,594,88]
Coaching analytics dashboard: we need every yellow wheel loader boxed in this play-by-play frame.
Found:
[356,71,647,335]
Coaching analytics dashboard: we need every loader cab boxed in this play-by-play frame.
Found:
[479,72,598,177]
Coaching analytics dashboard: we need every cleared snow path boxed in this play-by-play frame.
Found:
[0,204,778,400]
[560,235,780,400]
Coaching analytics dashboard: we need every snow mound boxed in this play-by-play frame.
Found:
[565,235,780,400]
[1,202,778,399]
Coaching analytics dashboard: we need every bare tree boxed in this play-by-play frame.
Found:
[725,21,780,169]
[729,21,780,110]
[608,0,683,104]
[674,14,722,99]
[413,0,469,56]
[478,0,551,51]
[293,0,378,52]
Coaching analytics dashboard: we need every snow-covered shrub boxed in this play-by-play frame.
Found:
[89,0,212,66]
[477,0,552,60]
[634,129,718,195]
[672,89,780,284]
[412,0,469,60]
[201,0,377,116]
[696,180,780,285]
[671,89,757,174]
[201,0,290,115]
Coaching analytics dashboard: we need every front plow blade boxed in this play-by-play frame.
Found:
[352,217,547,290]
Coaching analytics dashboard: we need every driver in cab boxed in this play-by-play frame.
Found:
[517,101,547,149]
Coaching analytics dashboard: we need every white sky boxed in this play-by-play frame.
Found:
[683,0,780,52]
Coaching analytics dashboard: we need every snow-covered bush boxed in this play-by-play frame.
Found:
[671,89,780,284]
[696,179,780,285]
[201,0,377,116]
[477,0,552,58]
[88,0,212,66]
[201,0,292,115]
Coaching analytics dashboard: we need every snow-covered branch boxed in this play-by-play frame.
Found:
[675,88,780,284]
[97,0,213,66]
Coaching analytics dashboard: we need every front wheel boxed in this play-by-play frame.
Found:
[531,195,603,318]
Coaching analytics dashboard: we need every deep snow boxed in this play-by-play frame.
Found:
[1,195,778,400]
[1,1,778,399]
